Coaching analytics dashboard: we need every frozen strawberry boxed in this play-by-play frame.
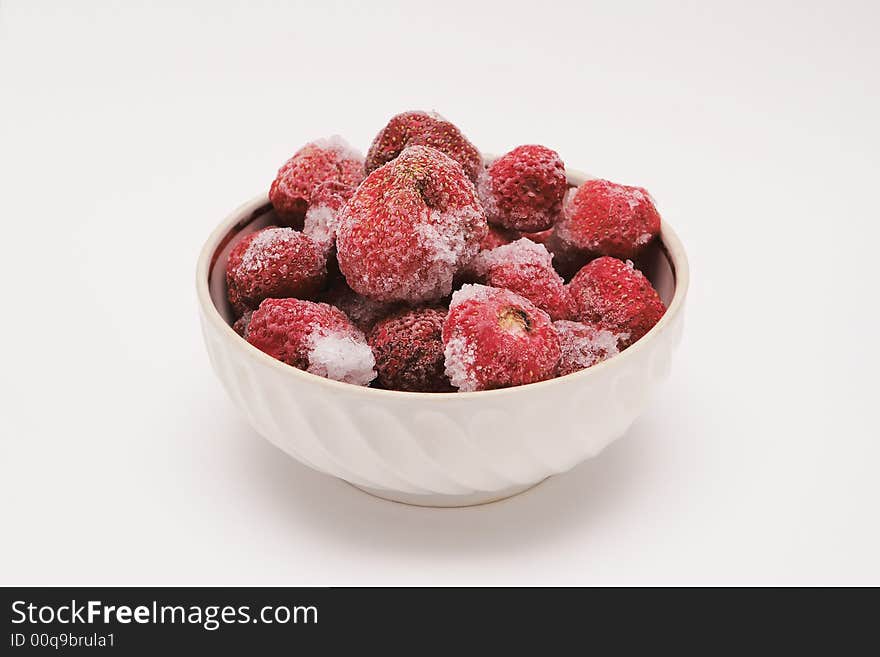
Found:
[269,137,364,227]
[442,285,560,392]
[365,111,482,181]
[554,320,623,376]
[226,227,327,314]
[246,298,376,386]
[337,146,488,303]
[567,257,665,348]
[319,278,400,332]
[477,145,566,232]
[303,180,356,251]
[555,178,661,260]
[472,239,574,320]
[368,308,452,392]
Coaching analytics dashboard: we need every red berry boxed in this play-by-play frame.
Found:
[368,308,452,392]
[554,320,623,376]
[246,298,376,385]
[556,179,661,259]
[365,111,482,181]
[337,146,488,303]
[269,137,364,228]
[567,257,665,348]
[442,285,560,392]
[226,227,327,314]
[472,238,574,320]
[477,145,567,232]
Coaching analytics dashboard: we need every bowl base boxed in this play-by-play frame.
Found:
[346,478,549,508]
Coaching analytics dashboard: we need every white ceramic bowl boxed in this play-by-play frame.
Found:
[196,169,688,507]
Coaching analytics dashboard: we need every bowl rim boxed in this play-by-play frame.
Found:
[196,168,689,401]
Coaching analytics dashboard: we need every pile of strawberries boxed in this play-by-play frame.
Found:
[226,111,666,392]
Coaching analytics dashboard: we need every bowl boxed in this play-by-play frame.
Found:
[196,168,689,507]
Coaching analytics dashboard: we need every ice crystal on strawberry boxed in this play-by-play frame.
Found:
[477,145,566,232]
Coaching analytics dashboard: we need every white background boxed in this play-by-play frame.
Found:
[2,0,878,585]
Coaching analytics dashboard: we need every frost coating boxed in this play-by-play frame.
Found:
[303,180,355,251]
[306,330,377,386]
[303,204,339,248]
[443,335,478,392]
[475,167,500,221]
[237,227,296,274]
[449,283,496,308]
[472,237,553,275]
[554,320,624,375]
